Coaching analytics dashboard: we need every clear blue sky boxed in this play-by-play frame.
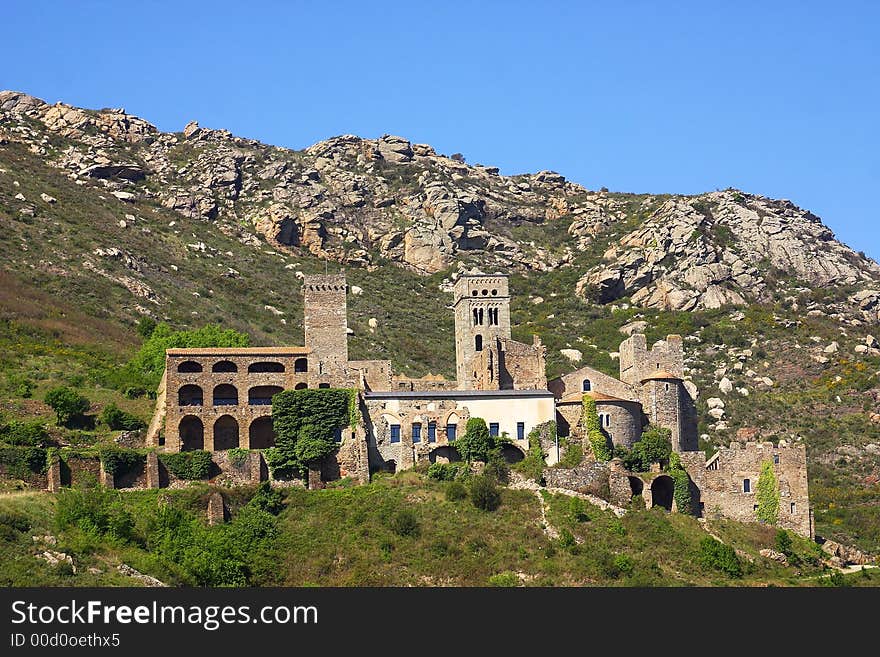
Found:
[3,1,878,259]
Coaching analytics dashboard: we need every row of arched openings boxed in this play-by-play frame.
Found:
[178,384,285,406]
[178,415,276,451]
[177,359,308,374]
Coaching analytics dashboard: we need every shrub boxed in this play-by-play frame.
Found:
[515,423,549,482]
[228,447,250,468]
[389,509,420,537]
[44,387,90,426]
[0,420,49,447]
[620,426,672,472]
[445,481,467,501]
[455,417,494,462]
[248,481,284,515]
[55,481,134,542]
[756,460,779,524]
[483,456,510,484]
[558,528,577,551]
[469,475,501,511]
[100,403,145,431]
[0,446,48,478]
[698,536,743,577]
[568,497,590,523]
[775,529,793,557]
[0,509,31,533]
[427,462,467,481]
[613,554,635,576]
[159,451,212,480]
[488,572,519,587]
[99,447,144,477]
[136,316,157,339]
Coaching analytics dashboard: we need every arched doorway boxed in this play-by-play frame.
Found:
[429,446,461,464]
[651,475,674,511]
[500,444,525,464]
[249,416,276,449]
[628,476,644,497]
[213,415,239,450]
[179,416,204,451]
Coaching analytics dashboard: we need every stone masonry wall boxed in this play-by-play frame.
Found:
[695,441,812,538]
[303,274,349,377]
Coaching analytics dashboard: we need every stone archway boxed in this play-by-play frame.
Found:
[651,475,674,511]
[429,446,461,464]
[179,415,204,451]
[213,415,239,450]
[628,476,644,497]
[249,416,276,449]
[500,444,526,464]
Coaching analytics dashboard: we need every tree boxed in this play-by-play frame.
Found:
[619,426,672,472]
[44,387,90,426]
[756,460,779,524]
[136,316,157,339]
[455,417,494,462]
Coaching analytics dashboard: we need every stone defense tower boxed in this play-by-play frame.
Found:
[619,333,697,453]
[303,273,348,377]
[453,274,511,389]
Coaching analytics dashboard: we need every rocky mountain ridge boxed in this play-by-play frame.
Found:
[3,89,879,319]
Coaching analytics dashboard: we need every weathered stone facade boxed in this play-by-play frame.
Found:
[303,274,349,378]
[684,441,813,538]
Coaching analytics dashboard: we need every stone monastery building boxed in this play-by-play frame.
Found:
[150,272,813,537]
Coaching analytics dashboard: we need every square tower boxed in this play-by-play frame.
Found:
[303,273,349,376]
[453,274,511,388]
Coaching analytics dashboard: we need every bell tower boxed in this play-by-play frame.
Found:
[452,274,511,389]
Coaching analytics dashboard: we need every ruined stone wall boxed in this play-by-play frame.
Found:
[349,359,392,391]
[499,337,547,390]
[619,333,684,385]
[303,274,349,377]
[365,397,469,471]
[694,441,812,538]
[389,374,459,391]
[543,462,610,498]
[472,343,502,390]
[548,365,636,401]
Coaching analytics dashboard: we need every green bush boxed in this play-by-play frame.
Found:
[775,529,793,557]
[55,481,134,542]
[488,572,520,587]
[427,462,468,481]
[248,481,284,515]
[0,420,49,447]
[558,528,577,551]
[620,426,672,472]
[44,387,90,426]
[455,417,494,462]
[0,446,48,478]
[568,497,590,523]
[469,475,501,511]
[0,509,31,533]
[613,554,635,576]
[483,456,510,484]
[698,536,743,577]
[445,481,467,501]
[514,423,549,482]
[228,447,250,468]
[159,451,212,480]
[389,509,420,537]
[99,447,145,477]
[100,403,145,431]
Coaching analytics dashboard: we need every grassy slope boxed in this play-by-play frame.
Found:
[2,134,880,554]
[3,473,876,588]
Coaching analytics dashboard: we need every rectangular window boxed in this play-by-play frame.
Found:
[446,424,457,442]
[790,502,796,514]
[390,424,400,443]
[517,422,525,440]
[489,422,499,437]
[412,423,421,443]
[604,414,611,428]
[334,427,343,443]
[743,479,751,493]
[428,422,436,443]
[774,454,780,464]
